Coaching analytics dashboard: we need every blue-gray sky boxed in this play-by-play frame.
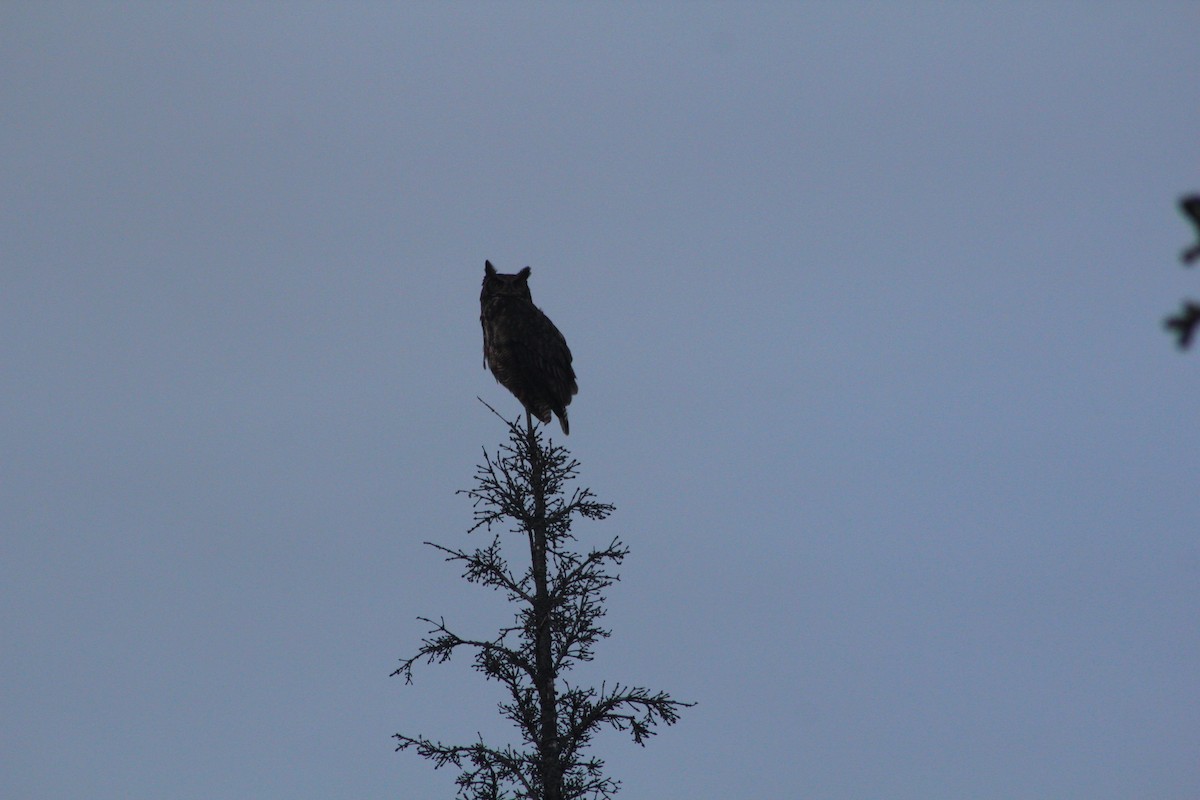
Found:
[3,4,1197,798]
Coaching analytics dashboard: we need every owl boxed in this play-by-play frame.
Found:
[480,261,578,434]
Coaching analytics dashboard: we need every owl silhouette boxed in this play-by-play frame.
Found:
[480,261,578,434]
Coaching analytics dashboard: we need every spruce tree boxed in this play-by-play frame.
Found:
[395,406,691,800]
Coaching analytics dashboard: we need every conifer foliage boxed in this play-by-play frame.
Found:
[395,407,691,800]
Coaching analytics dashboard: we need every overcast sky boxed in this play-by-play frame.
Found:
[3,3,1198,799]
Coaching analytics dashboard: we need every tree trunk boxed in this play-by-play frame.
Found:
[527,421,561,800]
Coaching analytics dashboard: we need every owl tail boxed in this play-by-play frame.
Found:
[556,409,570,436]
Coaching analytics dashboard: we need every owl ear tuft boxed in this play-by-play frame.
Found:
[485,260,496,275]
[519,266,532,279]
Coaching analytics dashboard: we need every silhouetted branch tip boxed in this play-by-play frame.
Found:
[1165,300,1200,350]
[1179,195,1200,265]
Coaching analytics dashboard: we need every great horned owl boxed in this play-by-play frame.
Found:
[480,260,578,434]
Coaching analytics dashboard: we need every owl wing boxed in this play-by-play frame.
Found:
[513,306,577,402]
[481,312,489,369]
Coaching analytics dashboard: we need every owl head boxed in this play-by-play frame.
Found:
[482,261,533,301]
